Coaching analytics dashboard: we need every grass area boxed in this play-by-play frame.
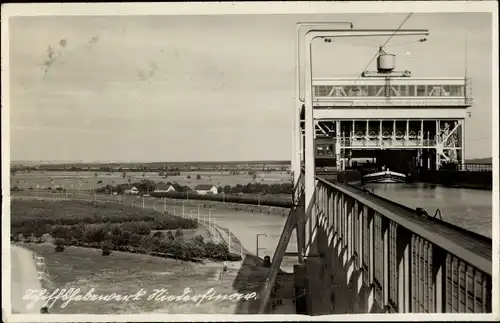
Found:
[11,199,197,235]
[24,244,255,314]
[11,171,292,191]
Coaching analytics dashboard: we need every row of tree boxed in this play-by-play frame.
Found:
[96,179,292,196]
[14,223,239,262]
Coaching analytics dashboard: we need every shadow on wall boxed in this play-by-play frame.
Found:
[232,254,269,314]
[231,254,291,314]
[309,224,384,315]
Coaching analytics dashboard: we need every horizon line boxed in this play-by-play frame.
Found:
[11,159,293,165]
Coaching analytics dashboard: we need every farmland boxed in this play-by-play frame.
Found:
[10,170,292,192]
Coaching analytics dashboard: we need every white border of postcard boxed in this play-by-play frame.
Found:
[1,1,499,322]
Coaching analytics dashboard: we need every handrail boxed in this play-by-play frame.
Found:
[318,176,491,275]
[301,168,491,275]
[257,192,303,314]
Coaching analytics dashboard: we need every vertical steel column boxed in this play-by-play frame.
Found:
[392,120,396,141]
[336,120,341,170]
[379,120,383,145]
[436,120,441,169]
[293,101,301,199]
[460,119,465,166]
[406,120,410,142]
[304,38,315,257]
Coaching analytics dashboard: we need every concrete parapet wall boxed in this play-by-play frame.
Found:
[304,224,384,315]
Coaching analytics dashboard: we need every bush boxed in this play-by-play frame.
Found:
[166,231,175,241]
[102,245,111,256]
[54,243,65,253]
[174,228,183,238]
[227,252,243,261]
[152,231,165,239]
[193,234,204,244]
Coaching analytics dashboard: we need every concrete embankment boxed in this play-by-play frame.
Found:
[160,197,290,216]
[417,169,492,190]
[10,245,45,314]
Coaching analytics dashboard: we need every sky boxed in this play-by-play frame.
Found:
[8,12,494,162]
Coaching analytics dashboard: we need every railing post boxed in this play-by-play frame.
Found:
[433,247,446,313]
[347,197,352,263]
[342,194,347,254]
[397,228,411,313]
[329,190,334,232]
[333,191,339,245]
[369,209,374,284]
[383,220,389,310]
[358,203,363,272]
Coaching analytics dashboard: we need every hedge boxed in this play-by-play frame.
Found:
[150,191,293,208]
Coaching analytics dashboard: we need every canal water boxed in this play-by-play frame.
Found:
[362,183,493,238]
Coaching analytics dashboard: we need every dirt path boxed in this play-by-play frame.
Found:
[10,245,44,313]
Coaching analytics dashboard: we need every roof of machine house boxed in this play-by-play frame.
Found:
[154,183,175,191]
[194,184,216,190]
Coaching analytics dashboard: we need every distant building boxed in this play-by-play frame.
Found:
[194,184,218,195]
[124,186,139,195]
[154,183,176,193]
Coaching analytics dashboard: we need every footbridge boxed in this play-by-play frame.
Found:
[256,23,493,315]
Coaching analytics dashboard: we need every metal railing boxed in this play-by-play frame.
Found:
[301,171,491,313]
[313,98,473,107]
[459,164,493,172]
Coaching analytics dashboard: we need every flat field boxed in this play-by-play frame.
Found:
[11,171,292,191]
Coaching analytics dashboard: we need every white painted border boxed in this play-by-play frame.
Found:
[1,1,498,322]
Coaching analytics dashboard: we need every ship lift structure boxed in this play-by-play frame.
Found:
[294,27,472,175]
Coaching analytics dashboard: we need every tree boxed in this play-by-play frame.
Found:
[187,175,191,179]
[86,227,107,246]
[128,178,132,183]
[102,244,112,256]
[196,174,201,180]
[122,171,127,178]
[94,172,98,178]
[253,173,257,181]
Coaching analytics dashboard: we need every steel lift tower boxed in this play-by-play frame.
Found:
[293,23,472,261]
